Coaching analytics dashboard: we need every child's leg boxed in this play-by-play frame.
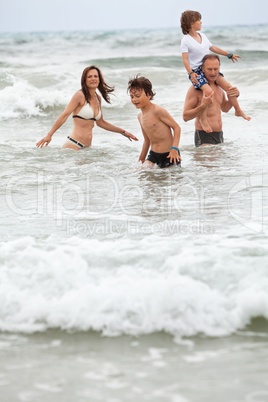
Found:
[200,84,213,132]
[216,75,251,121]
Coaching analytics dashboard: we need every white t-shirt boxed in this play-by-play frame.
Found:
[180,33,213,70]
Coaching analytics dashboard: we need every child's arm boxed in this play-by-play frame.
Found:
[168,126,182,163]
[159,109,182,163]
[181,52,198,84]
[182,52,193,75]
[209,46,240,62]
[139,126,150,163]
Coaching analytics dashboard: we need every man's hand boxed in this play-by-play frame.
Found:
[226,86,240,98]
[202,91,214,107]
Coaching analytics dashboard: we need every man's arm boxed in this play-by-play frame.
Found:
[183,87,214,122]
[221,86,240,113]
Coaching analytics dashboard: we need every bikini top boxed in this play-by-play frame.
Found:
[73,102,102,121]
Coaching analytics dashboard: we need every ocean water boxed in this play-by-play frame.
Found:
[0,24,268,401]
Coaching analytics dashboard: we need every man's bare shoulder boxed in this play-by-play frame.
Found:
[186,85,201,98]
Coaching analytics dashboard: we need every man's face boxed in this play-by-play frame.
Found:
[202,59,220,83]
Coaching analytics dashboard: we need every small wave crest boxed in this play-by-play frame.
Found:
[1,236,268,336]
[0,75,69,120]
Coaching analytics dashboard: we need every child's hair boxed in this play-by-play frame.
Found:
[180,10,202,35]
[127,75,156,100]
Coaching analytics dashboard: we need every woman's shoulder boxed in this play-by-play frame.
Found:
[68,90,86,107]
[73,89,85,101]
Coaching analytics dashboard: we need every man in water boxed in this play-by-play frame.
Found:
[183,54,241,147]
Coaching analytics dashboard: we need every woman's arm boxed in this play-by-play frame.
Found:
[96,117,138,142]
[36,91,82,148]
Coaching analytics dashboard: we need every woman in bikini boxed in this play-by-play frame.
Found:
[36,65,138,150]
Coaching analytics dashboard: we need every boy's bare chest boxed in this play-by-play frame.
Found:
[140,113,159,130]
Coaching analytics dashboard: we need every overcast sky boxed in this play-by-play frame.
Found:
[1,0,268,33]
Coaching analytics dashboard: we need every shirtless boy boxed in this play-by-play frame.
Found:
[128,75,181,168]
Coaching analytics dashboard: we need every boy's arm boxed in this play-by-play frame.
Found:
[181,52,192,75]
[158,108,182,163]
[168,125,182,163]
[182,52,197,84]
[209,45,240,62]
[138,118,150,163]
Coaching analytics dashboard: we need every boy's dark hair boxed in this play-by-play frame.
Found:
[127,75,156,100]
[180,10,202,35]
